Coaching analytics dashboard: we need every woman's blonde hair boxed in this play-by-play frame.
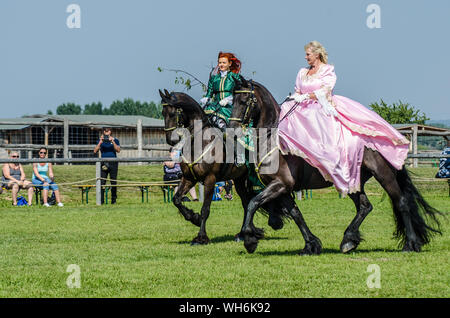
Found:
[304,41,328,64]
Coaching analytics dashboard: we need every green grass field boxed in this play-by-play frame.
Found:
[0,165,448,298]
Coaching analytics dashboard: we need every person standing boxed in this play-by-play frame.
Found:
[94,127,120,204]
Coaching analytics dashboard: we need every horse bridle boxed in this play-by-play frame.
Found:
[229,80,258,128]
[162,103,184,132]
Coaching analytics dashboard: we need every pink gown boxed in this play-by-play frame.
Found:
[277,64,410,194]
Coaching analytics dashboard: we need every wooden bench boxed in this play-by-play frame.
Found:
[72,181,180,204]
[1,184,43,205]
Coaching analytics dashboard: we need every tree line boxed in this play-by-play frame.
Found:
[48,98,163,119]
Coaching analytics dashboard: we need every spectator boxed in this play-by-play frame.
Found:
[435,140,450,178]
[215,180,233,201]
[163,147,198,201]
[1,151,33,206]
[94,127,120,204]
[32,147,64,207]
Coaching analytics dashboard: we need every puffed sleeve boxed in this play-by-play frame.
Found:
[317,64,337,94]
[294,68,305,94]
[314,65,338,115]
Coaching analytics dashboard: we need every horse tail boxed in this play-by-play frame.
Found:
[392,166,443,247]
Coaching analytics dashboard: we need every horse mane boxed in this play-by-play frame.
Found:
[252,81,280,128]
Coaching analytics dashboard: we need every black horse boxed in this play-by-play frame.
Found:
[228,78,442,255]
[159,89,267,245]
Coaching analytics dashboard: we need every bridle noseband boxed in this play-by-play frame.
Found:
[162,103,184,132]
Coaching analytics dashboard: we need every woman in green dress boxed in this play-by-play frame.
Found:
[200,52,242,128]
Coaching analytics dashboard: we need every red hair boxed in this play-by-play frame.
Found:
[218,52,241,74]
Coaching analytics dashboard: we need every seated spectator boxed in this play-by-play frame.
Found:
[1,151,33,206]
[435,140,450,178]
[163,147,198,201]
[32,147,64,207]
[216,180,233,200]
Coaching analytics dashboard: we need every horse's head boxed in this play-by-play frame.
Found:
[159,89,207,146]
[159,89,187,146]
[230,77,280,130]
[229,76,260,129]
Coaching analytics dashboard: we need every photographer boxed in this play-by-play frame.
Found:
[94,127,120,204]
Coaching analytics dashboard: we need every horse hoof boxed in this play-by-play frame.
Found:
[191,236,210,246]
[244,236,259,253]
[402,241,421,252]
[341,242,357,254]
[234,234,244,242]
[299,242,322,256]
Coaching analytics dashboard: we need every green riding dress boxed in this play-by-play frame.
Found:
[203,71,241,125]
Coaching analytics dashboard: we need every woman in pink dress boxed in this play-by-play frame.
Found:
[278,41,410,195]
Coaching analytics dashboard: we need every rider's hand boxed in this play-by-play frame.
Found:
[322,104,338,117]
[290,93,309,103]
[200,97,209,106]
[219,96,233,106]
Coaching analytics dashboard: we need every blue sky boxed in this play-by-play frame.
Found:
[0,0,449,120]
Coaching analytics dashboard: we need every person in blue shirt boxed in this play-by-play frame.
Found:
[94,127,121,204]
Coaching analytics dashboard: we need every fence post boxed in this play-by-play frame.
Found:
[137,118,143,165]
[63,119,69,165]
[96,161,101,206]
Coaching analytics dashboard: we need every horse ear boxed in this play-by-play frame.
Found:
[159,89,166,100]
[240,76,249,88]
[164,89,171,99]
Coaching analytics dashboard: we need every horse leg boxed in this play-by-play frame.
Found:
[242,180,287,253]
[173,178,201,227]
[283,195,322,255]
[233,175,251,242]
[191,175,216,245]
[363,149,425,252]
[340,170,374,253]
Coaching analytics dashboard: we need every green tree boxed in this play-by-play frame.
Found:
[56,103,82,115]
[83,102,103,115]
[369,99,429,124]
[102,98,163,119]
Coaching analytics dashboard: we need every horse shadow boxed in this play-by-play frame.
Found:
[176,235,288,245]
[257,247,400,256]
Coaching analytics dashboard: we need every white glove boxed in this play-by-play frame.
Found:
[322,104,338,117]
[289,93,309,103]
[200,97,209,107]
[219,95,233,106]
